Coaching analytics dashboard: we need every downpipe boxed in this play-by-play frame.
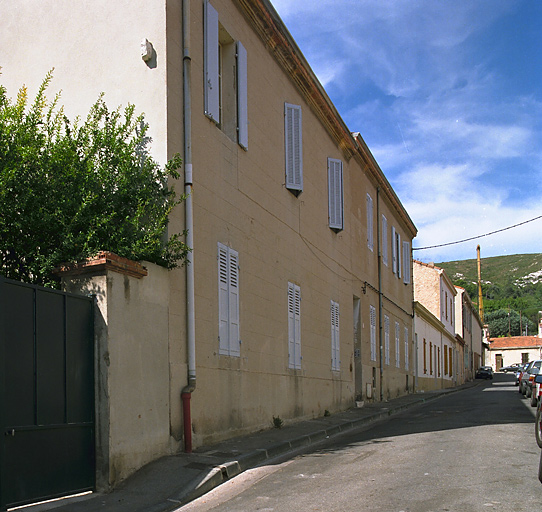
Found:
[182,0,196,453]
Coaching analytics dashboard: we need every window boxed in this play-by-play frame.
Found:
[429,341,433,375]
[204,1,248,148]
[449,347,453,376]
[367,193,374,251]
[384,315,390,366]
[395,322,400,368]
[381,215,388,266]
[288,282,301,369]
[438,347,441,377]
[328,158,343,230]
[370,305,377,361]
[391,226,401,277]
[402,240,410,284]
[445,292,448,320]
[285,103,303,193]
[404,327,409,371]
[331,300,340,371]
[218,243,240,356]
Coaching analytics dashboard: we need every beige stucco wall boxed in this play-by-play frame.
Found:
[1,0,169,164]
[179,0,416,445]
[3,0,417,468]
[63,262,172,489]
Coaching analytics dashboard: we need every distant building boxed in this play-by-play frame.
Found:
[487,336,542,370]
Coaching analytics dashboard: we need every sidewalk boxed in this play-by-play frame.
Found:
[26,383,477,512]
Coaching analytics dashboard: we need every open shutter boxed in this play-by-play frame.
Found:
[331,301,340,370]
[328,158,343,230]
[391,226,397,274]
[381,215,388,266]
[285,103,303,192]
[384,315,390,365]
[204,1,220,123]
[366,193,373,251]
[218,244,229,354]
[402,241,411,284]
[396,231,402,279]
[370,305,376,361]
[395,322,400,368]
[236,41,248,150]
[404,327,409,370]
[228,249,240,356]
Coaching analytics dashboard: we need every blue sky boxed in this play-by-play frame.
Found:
[269,0,542,263]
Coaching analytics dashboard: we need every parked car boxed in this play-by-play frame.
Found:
[517,362,529,387]
[521,360,542,398]
[519,361,535,394]
[534,374,542,448]
[501,363,522,373]
[476,366,493,379]
[531,368,542,407]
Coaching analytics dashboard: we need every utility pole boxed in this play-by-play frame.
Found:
[477,245,484,323]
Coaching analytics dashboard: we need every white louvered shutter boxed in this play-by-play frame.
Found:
[395,322,400,368]
[384,316,390,365]
[288,282,301,369]
[370,305,376,361]
[391,226,397,274]
[382,215,388,266]
[228,249,240,356]
[285,103,303,192]
[403,241,411,284]
[218,243,240,356]
[204,1,220,123]
[218,244,229,354]
[236,41,248,150]
[331,301,340,370]
[366,193,374,251]
[328,158,343,230]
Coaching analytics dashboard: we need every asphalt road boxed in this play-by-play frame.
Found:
[178,373,542,512]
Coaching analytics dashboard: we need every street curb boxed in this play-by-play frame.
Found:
[174,387,466,507]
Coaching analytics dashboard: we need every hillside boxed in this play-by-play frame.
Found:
[435,253,542,335]
[437,253,542,288]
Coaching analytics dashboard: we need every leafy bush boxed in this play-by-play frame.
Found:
[0,72,189,287]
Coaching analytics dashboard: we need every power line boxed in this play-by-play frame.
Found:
[413,214,542,251]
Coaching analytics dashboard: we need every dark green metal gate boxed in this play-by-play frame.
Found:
[0,278,95,511]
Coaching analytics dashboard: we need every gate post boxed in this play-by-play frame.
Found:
[58,252,173,490]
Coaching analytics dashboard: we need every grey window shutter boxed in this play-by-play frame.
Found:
[228,249,240,356]
[391,226,397,274]
[331,300,340,370]
[403,241,411,284]
[288,282,301,369]
[218,244,229,354]
[328,158,343,230]
[366,193,373,251]
[237,41,248,150]
[381,215,388,266]
[285,103,303,192]
[204,1,220,123]
[218,243,240,356]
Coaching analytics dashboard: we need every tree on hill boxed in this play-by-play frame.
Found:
[0,72,189,287]
[485,309,534,338]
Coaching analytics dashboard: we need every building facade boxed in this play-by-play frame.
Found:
[413,261,460,390]
[2,0,416,486]
[487,336,542,370]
